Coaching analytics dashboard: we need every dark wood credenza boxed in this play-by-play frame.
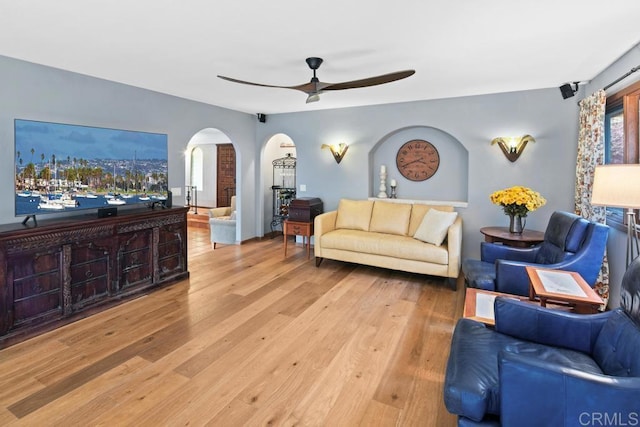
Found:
[0,206,189,348]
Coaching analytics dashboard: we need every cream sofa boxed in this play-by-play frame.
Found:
[314,199,462,289]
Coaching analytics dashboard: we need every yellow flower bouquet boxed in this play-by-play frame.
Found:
[490,186,546,217]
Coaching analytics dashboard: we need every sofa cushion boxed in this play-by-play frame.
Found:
[413,208,458,246]
[535,212,587,264]
[565,218,589,252]
[369,201,412,236]
[534,244,570,265]
[462,259,496,291]
[408,205,454,236]
[502,342,602,374]
[335,199,374,231]
[544,211,579,250]
[321,229,449,265]
[592,309,640,377]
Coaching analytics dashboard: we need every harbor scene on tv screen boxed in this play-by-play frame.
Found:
[15,119,168,217]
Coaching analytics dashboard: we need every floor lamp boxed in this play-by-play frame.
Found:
[591,164,640,267]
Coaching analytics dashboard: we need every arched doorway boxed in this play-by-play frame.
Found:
[185,128,238,242]
[185,128,236,209]
[260,133,296,237]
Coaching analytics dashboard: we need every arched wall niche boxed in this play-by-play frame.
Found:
[369,126,468,203]
[259,133,296,236]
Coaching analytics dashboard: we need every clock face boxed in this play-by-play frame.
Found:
[395,139,440,181]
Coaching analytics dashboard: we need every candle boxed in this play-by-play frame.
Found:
[390,179,397,187]
[380,165,386,174]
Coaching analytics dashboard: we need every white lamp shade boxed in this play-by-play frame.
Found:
[591,164,640,208]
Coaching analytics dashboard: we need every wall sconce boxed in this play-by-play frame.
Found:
[490,135,535,162]
[321,143,349,164]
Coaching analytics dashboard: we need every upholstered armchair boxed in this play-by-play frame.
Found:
[444,256,640,426]
[209,195,236,220]
[208,196,236,249]
[462,211,609,296]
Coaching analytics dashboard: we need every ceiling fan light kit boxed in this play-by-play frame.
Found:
[218,57,415,103]
[306,93,320,104]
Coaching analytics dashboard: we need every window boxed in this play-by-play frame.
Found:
[190,146,204,190]
[604,80,640,228]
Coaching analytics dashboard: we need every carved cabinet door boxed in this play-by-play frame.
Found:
[69,238,114,310]
[117,229,154,292]
[5,248,64,333]
[158,222,186,281]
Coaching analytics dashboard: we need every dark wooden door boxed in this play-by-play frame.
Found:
[217,144,236,207]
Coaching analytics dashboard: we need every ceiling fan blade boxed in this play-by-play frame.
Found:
[217,75,300,90]
[219,59,415,104]
[321,70,415,91]
[218,75,330,95]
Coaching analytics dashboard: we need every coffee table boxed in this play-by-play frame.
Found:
[463,288,524,326]
[526,266,604,314]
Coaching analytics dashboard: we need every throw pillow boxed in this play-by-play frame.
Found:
[335,199,374,231]
[413,209,458,246]
[229,211,237,220]
[408,204,431,235]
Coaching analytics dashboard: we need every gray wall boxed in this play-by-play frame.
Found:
[256,88,579,263]
[253,42,640,309]
[4,42,637,309]
[0,55,257,241]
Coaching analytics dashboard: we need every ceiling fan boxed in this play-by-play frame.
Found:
[217,57,415,104]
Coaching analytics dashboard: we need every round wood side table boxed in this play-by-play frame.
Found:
[480,226,544,248]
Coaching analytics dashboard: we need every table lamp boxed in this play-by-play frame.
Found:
[591,164,640,267]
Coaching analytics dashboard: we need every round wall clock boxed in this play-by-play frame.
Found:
[395,139,440,181]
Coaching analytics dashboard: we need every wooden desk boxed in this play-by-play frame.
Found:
[526,267,604,314]
[283,220,314,259]
[480,226,544,248]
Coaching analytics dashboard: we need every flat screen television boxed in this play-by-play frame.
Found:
[14,119,168,218]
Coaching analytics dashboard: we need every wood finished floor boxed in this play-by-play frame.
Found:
[0,227,464,426]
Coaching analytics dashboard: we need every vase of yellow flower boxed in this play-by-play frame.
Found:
[490,186,546,234]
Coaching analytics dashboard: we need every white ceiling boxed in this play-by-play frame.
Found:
[1,1,639,115]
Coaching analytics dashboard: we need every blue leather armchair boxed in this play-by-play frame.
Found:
[463,211,609,296]
[444,256,640,426]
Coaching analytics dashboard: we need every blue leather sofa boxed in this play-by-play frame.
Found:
[462,211,609,296]
[443,257,640,426]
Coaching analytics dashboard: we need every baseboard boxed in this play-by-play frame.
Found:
[262,231,282,240]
